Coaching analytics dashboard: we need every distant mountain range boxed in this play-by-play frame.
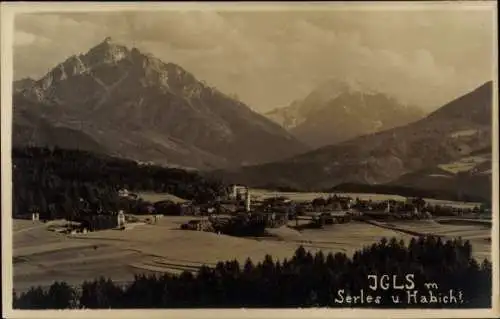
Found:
[12,37,308,170]
[12,37,493,201]
[265,79,426,148]
[221,81,493,201]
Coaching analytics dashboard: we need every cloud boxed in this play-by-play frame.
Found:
[11,7,495,112]
[14,31,38,46]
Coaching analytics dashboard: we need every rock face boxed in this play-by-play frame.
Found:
[13,100,107,155]
[13,78,36,93]
[13,37,308,170]
[223,81,493,198]
[266,78,426,148]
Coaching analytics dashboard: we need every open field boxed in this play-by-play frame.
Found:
[249,188,407,202]
[369,219,491,261]
[422,199,482,209]
[136,191,188,204]
[249,188,483,208]
[438,155,489,174]
[12,215,491,293]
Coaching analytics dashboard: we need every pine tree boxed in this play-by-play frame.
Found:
[46,281,77,309]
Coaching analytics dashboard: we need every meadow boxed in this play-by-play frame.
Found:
[135,191,188,204]
[12,212,490,294]
[248,188,482,208]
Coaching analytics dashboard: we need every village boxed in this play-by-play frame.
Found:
[24,184,489,239]
[13,184,492,296]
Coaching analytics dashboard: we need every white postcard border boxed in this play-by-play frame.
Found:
[1,2,498,318]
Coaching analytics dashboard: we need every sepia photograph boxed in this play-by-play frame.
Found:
[1,1,498,318]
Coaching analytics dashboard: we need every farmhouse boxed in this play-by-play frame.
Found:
[181,219,214,231]
[179,202,201,216]
[248,211,288,228]
[328,195,354,209]
[118,189,129,197]
[309,211,352,226]
[133,201,154,214]
[153,200,179,215]
[14,212,41,221]
[118,188,138,200]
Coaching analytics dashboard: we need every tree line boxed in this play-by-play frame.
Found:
[12,147,227,220]
[328,183,489,204]
[13,236,491,309]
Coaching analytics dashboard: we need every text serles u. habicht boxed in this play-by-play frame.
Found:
[333,288,464,304]
[333,274,465,305]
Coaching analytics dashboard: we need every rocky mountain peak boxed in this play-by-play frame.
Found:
[83,36,131,67]
[304,78,369,107]
[265,78,426,148]
[13,37,308,169]
[19,37,215,105]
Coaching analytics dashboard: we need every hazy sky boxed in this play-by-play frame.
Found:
[12,4,496,112]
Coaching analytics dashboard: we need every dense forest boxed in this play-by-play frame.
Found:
[12,147,227,220]
[13,236,491,309]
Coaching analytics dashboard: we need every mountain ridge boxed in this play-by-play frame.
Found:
[13,37,308,170]
[265,78,426,148]
[221,81,493,199]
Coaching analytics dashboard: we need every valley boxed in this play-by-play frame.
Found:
[13,210,490,294]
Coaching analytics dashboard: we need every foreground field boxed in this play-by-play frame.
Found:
[368,219,490,260]
[12,215,491,293]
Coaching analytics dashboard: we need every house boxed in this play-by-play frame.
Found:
[128,193,139,200]
[179,202,201,216]
[14,212,41,221]
[118,189,130,197]
[137,202,155,215]
[319,211,352,224]
[154,200,179,215]
[118,188,139,200]
[181,219,213,231]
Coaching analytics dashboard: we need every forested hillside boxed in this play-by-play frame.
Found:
[12,147,227,220]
